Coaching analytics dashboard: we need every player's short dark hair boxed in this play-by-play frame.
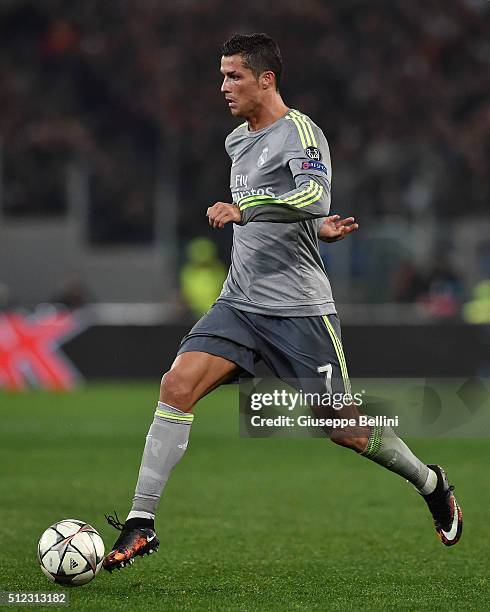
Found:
[222,33,282,89]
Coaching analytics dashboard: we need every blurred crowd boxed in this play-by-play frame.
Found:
[0,1,488,264]
[1,0,488,229]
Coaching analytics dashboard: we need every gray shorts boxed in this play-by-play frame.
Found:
[178,303,350,394]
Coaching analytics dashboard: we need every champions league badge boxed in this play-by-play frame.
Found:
[305,146,321,161]
[302,160,328,174]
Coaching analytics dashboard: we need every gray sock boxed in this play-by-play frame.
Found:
[130,401,194,517]
[361,425,435,493]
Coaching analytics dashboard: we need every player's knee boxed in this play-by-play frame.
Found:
[160,370,194,412]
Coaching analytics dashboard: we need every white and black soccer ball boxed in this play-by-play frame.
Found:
[37,519,105,586]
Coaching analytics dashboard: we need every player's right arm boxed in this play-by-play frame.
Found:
[238,115,332,224]
[238,174,329,224]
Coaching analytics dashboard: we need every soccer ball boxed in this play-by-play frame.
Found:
[37,519,105,586]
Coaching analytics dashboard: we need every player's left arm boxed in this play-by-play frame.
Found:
[317,215,359,242]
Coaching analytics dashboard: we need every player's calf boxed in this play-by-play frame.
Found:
[329,427,369,452]
[103,351,240,572]
[311,403,370,452]
[329,418,463,545]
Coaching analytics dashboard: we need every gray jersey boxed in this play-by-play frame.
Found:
[216,109,336,317]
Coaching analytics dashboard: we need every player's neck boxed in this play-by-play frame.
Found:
[246,96,289,132]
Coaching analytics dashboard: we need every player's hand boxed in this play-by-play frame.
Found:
[206,202,242,228]
[318,215,359,243]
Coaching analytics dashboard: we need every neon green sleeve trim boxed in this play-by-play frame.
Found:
[238,181,323,211]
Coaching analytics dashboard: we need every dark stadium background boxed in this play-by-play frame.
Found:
[0,2,489,610]
[0,0,488,384]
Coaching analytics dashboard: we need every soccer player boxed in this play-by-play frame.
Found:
[103,33,462,571]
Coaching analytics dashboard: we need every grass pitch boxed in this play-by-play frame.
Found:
[1,383,489,611]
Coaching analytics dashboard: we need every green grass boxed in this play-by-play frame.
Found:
[1,383,489,611]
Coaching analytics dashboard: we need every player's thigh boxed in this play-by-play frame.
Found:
[305,315,363,422]
[256,313,358,415]
[161,351,240,409]
[255,313,348,390]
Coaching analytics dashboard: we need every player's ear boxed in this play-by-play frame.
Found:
[260,71,275,90]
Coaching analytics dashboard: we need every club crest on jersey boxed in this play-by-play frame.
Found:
[257,146,269,167]
[305,146,321,161]
[302,160,327,174]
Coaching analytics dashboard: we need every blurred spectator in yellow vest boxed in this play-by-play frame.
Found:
[180,238,227,318]
[463,280,490,324]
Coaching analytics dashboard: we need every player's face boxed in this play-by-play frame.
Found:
[220,55,262,118]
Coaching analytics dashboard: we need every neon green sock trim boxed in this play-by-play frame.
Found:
[155,409,194,422]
